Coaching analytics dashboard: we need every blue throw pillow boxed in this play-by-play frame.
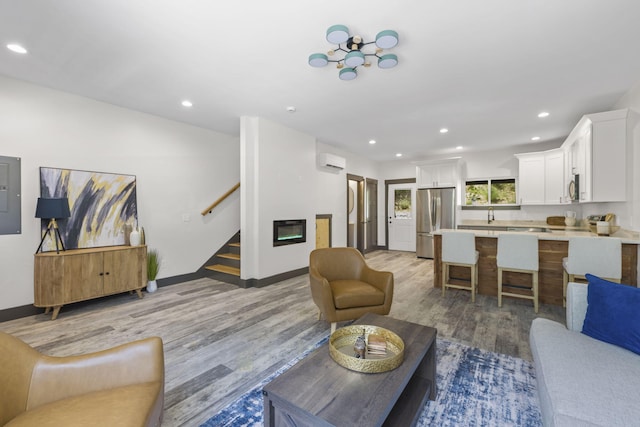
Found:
[582,274,640,355]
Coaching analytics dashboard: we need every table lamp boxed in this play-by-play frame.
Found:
[35,197,71,254]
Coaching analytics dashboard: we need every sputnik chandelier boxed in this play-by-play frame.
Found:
[308,24,399,80]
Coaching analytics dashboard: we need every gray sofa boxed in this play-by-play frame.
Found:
[530,282,640,426]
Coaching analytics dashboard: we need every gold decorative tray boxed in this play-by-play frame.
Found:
[329,325,404,373]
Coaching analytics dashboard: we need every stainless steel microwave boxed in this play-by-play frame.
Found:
[569,174,580,201]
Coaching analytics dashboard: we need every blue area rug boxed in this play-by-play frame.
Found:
[201,337,541,427]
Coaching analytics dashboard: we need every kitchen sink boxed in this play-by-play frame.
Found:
[506,227,551,233]
[457,225,552,233]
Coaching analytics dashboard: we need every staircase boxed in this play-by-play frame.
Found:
[200,184,242,286]
[202,232,241,286]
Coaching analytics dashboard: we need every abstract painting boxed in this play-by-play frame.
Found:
[39,167,137,250]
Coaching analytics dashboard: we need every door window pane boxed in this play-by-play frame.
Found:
[394,189,411,218]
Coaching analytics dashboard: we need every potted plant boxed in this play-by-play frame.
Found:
[146,249,161,293]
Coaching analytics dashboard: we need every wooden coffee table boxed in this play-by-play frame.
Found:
[263,313,437,427]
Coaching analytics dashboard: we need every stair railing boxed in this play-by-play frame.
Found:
[201,182,240,216]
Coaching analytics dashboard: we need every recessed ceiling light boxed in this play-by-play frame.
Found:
[7,44,27,54]
[455,146,463,150]
[286,106,296,113]
[531,136,541,141]
[537,112,549,118]
[369,139,376,145]
[395,153,402,157]
[440,128,449,134]
[181,100,193,107]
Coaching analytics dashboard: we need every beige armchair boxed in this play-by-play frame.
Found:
[0,331,164,427]
[309,247,394,333]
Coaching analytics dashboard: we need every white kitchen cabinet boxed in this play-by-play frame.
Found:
[577,127,591,201]
[561,109,627,203]
[567,128,589,178]
[515,148,565,205]
[563,125,589,202]
[516,108,628,205]
[590,112,626,202]
[416,160,458,188]
[516,153,545,205]
[544,149,565,204]
[563,144,573,201]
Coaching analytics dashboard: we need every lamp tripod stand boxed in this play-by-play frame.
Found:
[35,218,66,254]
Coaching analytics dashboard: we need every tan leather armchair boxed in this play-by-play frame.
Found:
[0,331,164,427]
[309,247,394,333]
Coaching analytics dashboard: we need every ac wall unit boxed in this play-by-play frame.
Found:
[319,153,346,170]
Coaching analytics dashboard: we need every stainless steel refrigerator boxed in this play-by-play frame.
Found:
[416,187,456,258]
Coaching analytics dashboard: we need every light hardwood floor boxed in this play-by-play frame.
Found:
[0,250,563,426]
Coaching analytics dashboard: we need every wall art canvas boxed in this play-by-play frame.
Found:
[39,167,137,250]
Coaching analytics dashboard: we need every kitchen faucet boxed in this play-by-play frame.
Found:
[488,207,495,224]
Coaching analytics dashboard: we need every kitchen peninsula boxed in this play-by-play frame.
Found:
[433,223,639,306]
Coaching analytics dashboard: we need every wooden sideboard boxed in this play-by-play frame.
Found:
[34,245,147,320]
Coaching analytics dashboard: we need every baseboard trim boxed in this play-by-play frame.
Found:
[161,265,307,289]
[239,267,309,288]
[0,304,42,323]
[157,271,205,287]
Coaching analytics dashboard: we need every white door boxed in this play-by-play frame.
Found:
[388,183,416,251]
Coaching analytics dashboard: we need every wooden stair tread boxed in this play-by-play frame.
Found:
[205,264,240,276]
[229,242,241,247]
[218,253,240,260]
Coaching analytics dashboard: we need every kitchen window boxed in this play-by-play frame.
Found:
[465,178,517,207]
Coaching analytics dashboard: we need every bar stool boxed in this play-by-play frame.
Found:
[562,236,622,307]
[497,233,539,313]
[442,231,479,302]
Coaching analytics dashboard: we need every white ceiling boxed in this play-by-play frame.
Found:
[2,0,640,162]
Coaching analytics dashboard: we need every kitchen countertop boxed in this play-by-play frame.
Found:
[445,220,640,244]
[433,221,639,305]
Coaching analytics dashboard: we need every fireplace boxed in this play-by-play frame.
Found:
[273,219,306,246]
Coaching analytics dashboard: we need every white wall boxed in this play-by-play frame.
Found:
[240,117,317,280]
[315,142,349,249]
[456,141,577,222]
[378,142,573,225]
[315,142,382,246]
[614,80,640,230]
[460,101,637,231]
[6,71,639,311]
[379,160,415,181]
[0,75,240,310]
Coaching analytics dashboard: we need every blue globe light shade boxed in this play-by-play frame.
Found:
[326,25,350,44]
[344,51,365,68]
[308,53,329,67]
[375,30,399,49]
[378,54,398,69]
[339,67,357,81]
